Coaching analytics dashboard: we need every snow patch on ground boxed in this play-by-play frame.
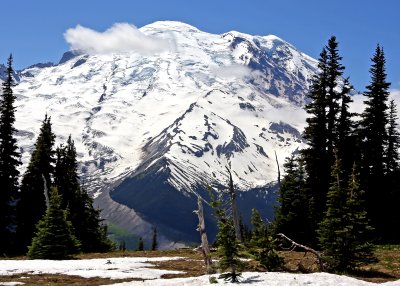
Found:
[0,257,183,280]
[1,257,399,286]
[108,272,400,286]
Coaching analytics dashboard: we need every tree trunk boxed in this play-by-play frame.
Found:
[42,174,50,209]
[275,151,281,189]
[194,197,213,273]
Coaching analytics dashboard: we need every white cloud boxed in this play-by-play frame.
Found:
[211,64,252,79]
[64,23,174,55]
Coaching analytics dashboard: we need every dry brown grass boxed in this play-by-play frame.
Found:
[1,247,399,285]
[0,274,135,286]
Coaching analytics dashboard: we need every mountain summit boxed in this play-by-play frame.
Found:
[13,21,316,247]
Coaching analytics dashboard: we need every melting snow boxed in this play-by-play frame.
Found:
[1,257,399,286]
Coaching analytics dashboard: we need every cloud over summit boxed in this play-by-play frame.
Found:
[64,23,174,55]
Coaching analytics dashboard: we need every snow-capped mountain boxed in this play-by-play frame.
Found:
[11,21,315,247]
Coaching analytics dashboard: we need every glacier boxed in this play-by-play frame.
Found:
[7,21,317,247]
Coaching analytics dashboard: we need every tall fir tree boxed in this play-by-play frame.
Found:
[302,36,350,245]
[151,227,158,251]
[273,155,312,245]
[318,156,376,272]
[54,135,114,252]
[336,78,357,177]
[359,45,390,239]
[386,100,400,176]
[384,100,400,242]
[0,54,21,255]
[54,135,80,210]
[28,187,80,259]
[302,47,329,237]
[137,237,144,251]
[16,115,56,254]
[325,36,345,160]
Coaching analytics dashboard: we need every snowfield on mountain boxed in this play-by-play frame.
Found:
[8,21,327,245]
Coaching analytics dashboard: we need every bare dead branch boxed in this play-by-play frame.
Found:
[277,233,326,271]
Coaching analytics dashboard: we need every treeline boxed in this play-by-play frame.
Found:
[208,37,399,280]
[273,37,399,271]
[0,55,114,258]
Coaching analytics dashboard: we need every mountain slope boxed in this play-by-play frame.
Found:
[12,21,314,247]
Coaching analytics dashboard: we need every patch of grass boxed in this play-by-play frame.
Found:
[0,274,136,286]
[375,244,400,251]
[356,245,400,282]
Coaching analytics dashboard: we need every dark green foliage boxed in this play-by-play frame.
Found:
[301,36,355,246]
[54,135,80,210]
[74,188,114,252]
[250,208,283,271]
[54,135,114,253]
[151,227,158,251]
[119,240,126,251]
[318,157,376,272]
[325,36,345,159]
[0,54,21,255]
[386,100,400,175]
[209,188,242,282]
[384,100,400,242]
[28,187,80,259]
[138,237,144,251]
[359,45,391,239]
[16,115,55,254]
[302,45,330,243]
[336,78,357,177]
[239,215,252,245]
[360,45,390,177]
[273,156,312,245]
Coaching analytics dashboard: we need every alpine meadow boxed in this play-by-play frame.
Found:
[1,2,400,284]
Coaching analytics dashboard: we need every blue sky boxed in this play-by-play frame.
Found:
[1,0,399,91]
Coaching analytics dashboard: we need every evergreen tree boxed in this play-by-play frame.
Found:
[344,165,377,269]
[0,54,20,255]
[250,208,283,271]
[384,100,400,242]
[239,215,252,245]
[151,227,158,251]
[336,78,357,177]
[119,240,126,251]
[273,155,312,244]
[359,45,390,238]
[54,135,80,210]
[302,36,350,245]
[54,135,114,252]
[318,156,376,272]
[302,47,329,235]
[28,187,80,259]
[325,36,345,159]
[210,190,242,282]
[386,100,400,175]
[16,115,55,254]
[74,188,114,252]
[138,237,144,251]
